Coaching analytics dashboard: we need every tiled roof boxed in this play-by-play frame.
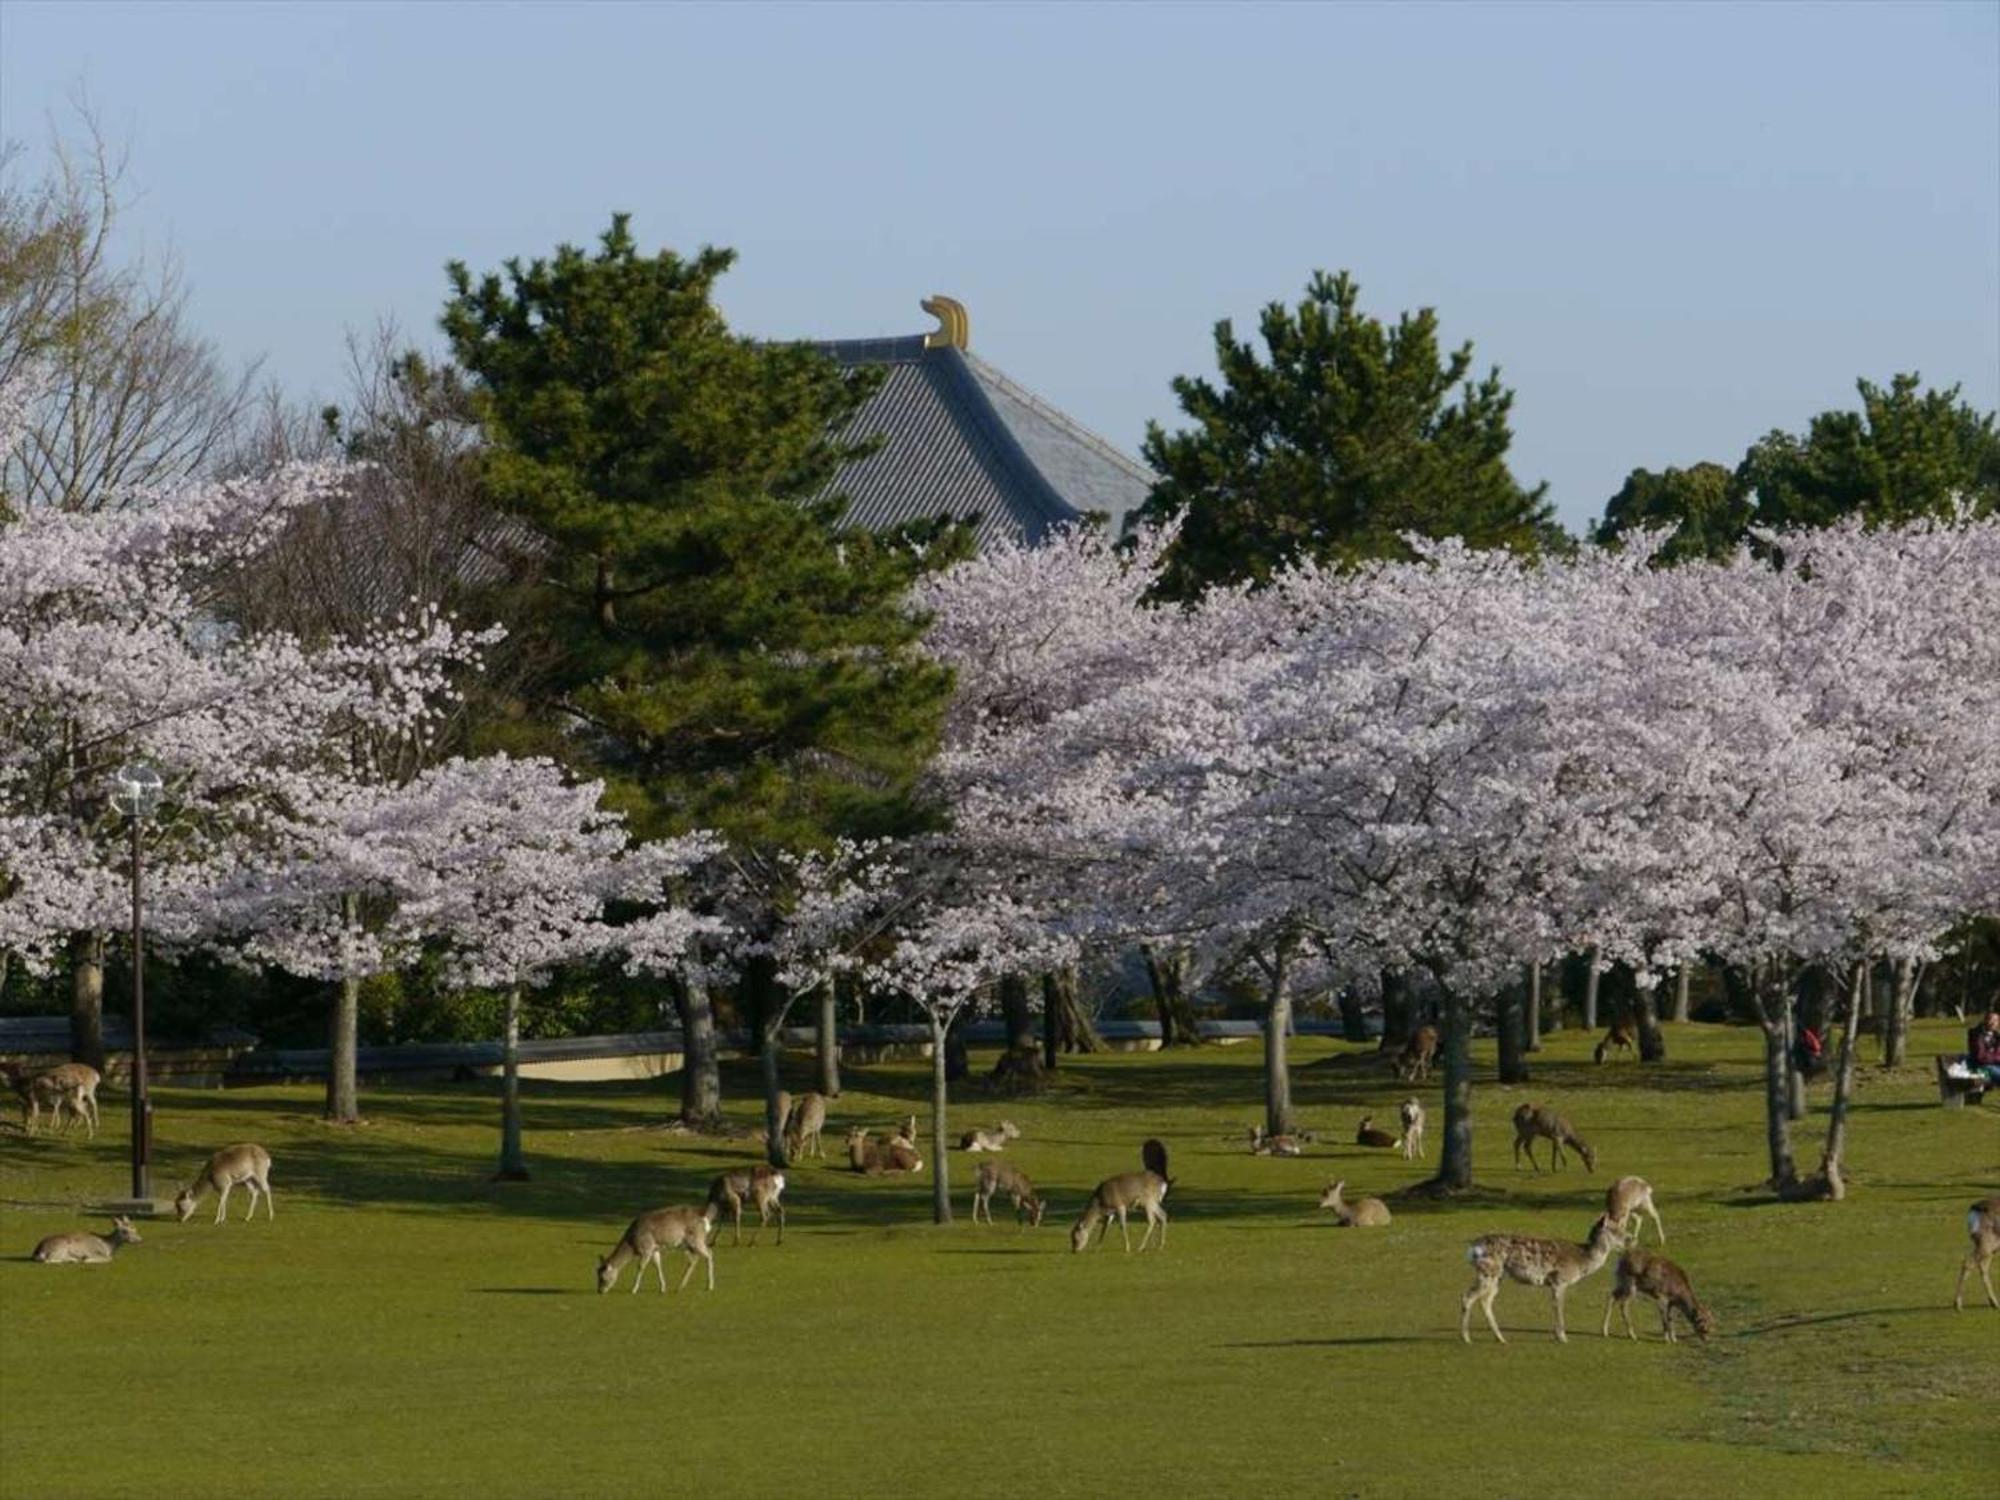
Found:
[813,335,1154,547]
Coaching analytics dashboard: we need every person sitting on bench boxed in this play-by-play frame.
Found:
[1793,1023,1827,1081]
[1969,1011,2000,1087]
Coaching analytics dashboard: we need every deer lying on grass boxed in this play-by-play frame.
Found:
[5,1062,102,1137]
[175,1144,275,1224]
[1604,1176,1665,1244]
[1955,1198,1998,1311]
[971,1161,1045,1227]
[1248,1124,1305,1156]
[1460,1213,1626,1344]
[959,1121,1020,1152]
[1396,1025,1439,1083]
[1511,1104,1596,1173]
[1071,1142,1171,1252]
[1355,1115,1399,1149]
[1601,1248,1714,1343]
[1593,1021,1636,1064]
[596,1207,715,1294]
[1397,1098,1426,1161]
[1319,1180,1390,1227]
[784,1092,828,1159]
[31,1217,140,1264]
[706,1165,786,1245]
[846,1126,921,1175]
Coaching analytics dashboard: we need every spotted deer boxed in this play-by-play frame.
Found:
[1955,1198,1998,1311]
[1355,1115,1398,1149]
[971,1161,1045,1227]
[175,1144,275,1223]
[1397,1098,1426,1161]
[846,1126,921,1175]
[959,1121,1020,1152]
[1601,1247,1714,1343]
[706,1164,786,1245]
[1319,1179,1390,1226]
[596,1206,715,1294]
[1605,1175,1665,1244]
[1511,1103,1596,1173]
[784,1092,828,1159]
[1593,1021,1636,1064]
[1460,1213,1627,1344]
[31,1217,140,1264]
[1397,1025,1439,1083]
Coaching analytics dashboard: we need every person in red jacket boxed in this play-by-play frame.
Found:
[1969,1011,2000,1086]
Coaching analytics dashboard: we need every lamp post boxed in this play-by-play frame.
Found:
[110,762,164,1202]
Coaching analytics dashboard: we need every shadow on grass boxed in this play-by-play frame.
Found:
[471,1287,581,1296]
[1728,1306,1941,1338]
[1225,1335,1443,1348]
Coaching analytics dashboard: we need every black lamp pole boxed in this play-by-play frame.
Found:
[129,809,151,1200]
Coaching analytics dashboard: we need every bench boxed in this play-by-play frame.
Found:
[1936,1055,1989,1108]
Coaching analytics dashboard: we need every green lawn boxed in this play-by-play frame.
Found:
[2,1021,1994,1499]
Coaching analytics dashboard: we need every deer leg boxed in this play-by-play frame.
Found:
[1647,1201,1664,1245]
[244,1184,260,1221]
[1601,1293,1616,1339]
[1137,1206,1162,1252]
[630,1251,648,1294]
[1552,1284,1569,1343]
[1481,1282,1506,1344]
[262,1176,276,1219]
[702,1242,716,1290]
[774,1199,785,1247]
[1117,1206,1133,1252]
[1982,1252,1999,1309]
[214,1182,233,1224]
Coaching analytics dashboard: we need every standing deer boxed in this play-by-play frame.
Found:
[1397,1025,1439,1082]
[706,1164,786,1245]
[1248,1124,1305,1156]
[1355,1115,1399,1149]
[1319,1180,1390,1226]
[1511,1103,1596,1173]
[596,1206,716,1294]
[1071,1141,1171,1252]
[6,1062,102,1137]
[1601,1248,1714,1343]
[1593,1021,1636,1064]
[175,1144,276,1223]
[784,1092,828,1159]
[1460,1213,1627,1344]
[958,1121,1021,1152]
[31,1217,141,1264]
[971,1161,1045,1227]
[1604,1176,1666,1244]
[1955,1198,1998,1311]
[1397,1098,1426,1161]
[846,1126,921,1175]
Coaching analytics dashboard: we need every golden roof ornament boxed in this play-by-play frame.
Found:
[921,295,969,350]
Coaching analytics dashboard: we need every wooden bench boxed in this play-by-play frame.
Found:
[1936,1055,1988,1108]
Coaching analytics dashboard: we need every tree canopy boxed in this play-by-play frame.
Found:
[1592,461,1746,563]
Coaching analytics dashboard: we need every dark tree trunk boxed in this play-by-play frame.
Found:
[928,1010,951,1225]
[1672,966,1692,1024]
[1336,985,1366,1043]
[1783,999,1807,1121]
[1820,963,1866,1181]
[1142,946,1203,1046]
[1733,961,1798,1189]
[814,980,840,1098]
[1042,971,1060,1071]
[944,1009,970,1083]
[326,894,364,1124]
[497,985,528,1180]
[1378,969,1413,1052]
[1524,961,1543,1052]
[1882,957,1916,1069]
[671,972,721,1126]
[999,973,1036,1053]
[1496,980,1529,1085]
[69,931,106,1073]
[761,1022,791,1170]
[1583,948,1601,1031]
[1263,938,1296,1138]
[1044,966,1099,1055]
[1433,983,1475,1191]
[1635,980,1666,1063]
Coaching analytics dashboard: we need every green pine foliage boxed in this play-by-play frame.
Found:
[1592,461,1748,564]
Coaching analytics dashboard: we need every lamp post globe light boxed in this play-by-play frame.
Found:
[110,763,164,1204]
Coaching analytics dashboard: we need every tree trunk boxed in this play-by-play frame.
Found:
[1378,969,1412,1052]
[1734,962,1798,1189]
[1142,946,1203,1046]
[1336,985,1366,1043]
[814,980,840,1097]
[497,984,528,1180]
[1042,970,1059,1071]
[1434,983,1475,1191]
[671,972,721,1126]
[1820,963,1866,1181]
[1672,966,1692,1024]
[1044,966,1099,1055]
[761,1022,791,1170]
[1783,1000,1807,1121]
[944,1009,970,1083]
[1496,980,1529,1085]
[1524,961,1542,1053]
[999,973,1036,1053]
[1635,980,1666,1063]
[1882,957,1916,1069]
[928,1010,951,1225]
[69,931,107,1073]
[1583,948,1601,1031]
[1263,939,1296,1138]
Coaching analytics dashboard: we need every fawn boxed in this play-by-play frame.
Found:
[1319,1180,1390,1227]
[1396,1025,1439,1083]
[959,1121,1021,1152]
[784,1092,828,1159]
[1461,1213,1627,1344]
[176,1144,276,1223]
[1955,1198,1998,1311]
[706,1164,787,1245]
[1355,1115,1399,1149]
[1248,1124,1304,1156]
[1397,1098,1426,1160]
[846,1126,921,1175]
[1511,1104,1596,1173]
[31,1217,141,1264]
[971,1161,1045,1227]
[596,1207,715,1294]
[1604,1176,1665,1244]
[1594,1021,1636,1064]
[1601,1248,1714,1343]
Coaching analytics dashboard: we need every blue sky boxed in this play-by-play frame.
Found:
[3,0,1995,531]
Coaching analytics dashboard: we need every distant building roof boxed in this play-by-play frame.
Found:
[813,297,1155,546]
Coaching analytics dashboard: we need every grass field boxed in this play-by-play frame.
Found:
[2,1020,1995,1499]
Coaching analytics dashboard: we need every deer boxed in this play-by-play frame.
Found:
[1071,1141,1170,1253]
[596,1206,715,1294]
[1593,1021,1636,1064]
[175,1143,276,1224]
[784,1092,828,1159]
[1605,1175,1666,1244]
[958,1120,1021,1152]
[1511,1103,1596,1173]
[1397,1098,1426,1161]
[1955,1198,1998,1312]
[1601,1247,1714,1343]
[5,1062,102,1137]
[1248,1124,1305,1156]
[1396,1025,1439,1083]
[893,1114,919,1149]
[1319,1179,1390,1227]
[971,1161,1045,1227]
[1460,1213,1627,1344]
[31,1217,141,1264]
[706,1164,786,1246]
[846,1126,921,1175]
[1355,1115,1399,1149]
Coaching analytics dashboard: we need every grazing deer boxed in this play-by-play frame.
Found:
[1319,1179,1390,1227]
[784,1092,828,1159]
[1355,1115,1398,1149]
[1460,1213,1627,1344]
[1071,1168,1169,1253]
[846,1126,921,1175]
[6,1062,102,1137]
[1396,1025,1439,1083]
[1594,1021,1636,1064]
[971,1161,1045,1227]
[959,1121,1020,1152]
[1248,1124,1304,1157]
[1604,1176,1666,1244]
[1601,1248,1714,1343]
[1511,1103,1596,1173]
[596,1206,716,1294]
[706,1164,786,1246]
[175,1144,276,1224]
[31,1217,141,1264]
[1955,1198,1999,1312]
[1397,1098,1426,1161]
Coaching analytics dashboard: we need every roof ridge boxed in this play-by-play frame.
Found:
[927,347,1079,536]
[962,350,1158,487]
